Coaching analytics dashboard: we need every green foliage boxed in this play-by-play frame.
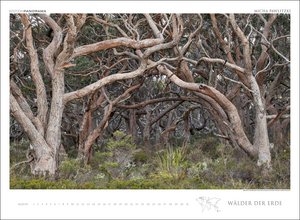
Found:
[58,158,81,179]
[10,137,290,189]
[154,80,166,92]
[107,131,135,150]
[155,147,188,180]
[71,56,96,72]
[133,150,148,164]
[90,151,113,168]
[101,161,119,168]
[187,161,209,179]
[58,158,93,182]
[10,177,97,189]
[10,139,30,163]
[107,179,161,189]
[195,76,206,83]
[10,139,32,177]
[98,161,120,179]
[90,131,138,180]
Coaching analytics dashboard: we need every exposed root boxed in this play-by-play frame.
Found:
[10,157,34,171]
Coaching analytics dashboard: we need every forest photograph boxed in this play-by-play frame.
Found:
[9,13,290,189]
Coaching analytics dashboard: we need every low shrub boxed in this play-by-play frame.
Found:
[10,137,290,189]
[107,131,135,150]
[155,146,188,180]
[10,177,78,189]
[58,158,81,179]
[133,150,148,164]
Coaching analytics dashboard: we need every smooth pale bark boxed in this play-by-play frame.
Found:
[198,57,246,74]
[45,70,65,168]
[39,14,63,77]
[64,62,147,103]
[44,15,77,172]
[10,95,56,175]
[11,79,57,175]
[20,15,48,130]
[144,14,164,40]
[72,38,164,58]
[249,74,271,167]
[229,14,252,70]
[229,14,272,168]
[64,15,183,104]
[12,14,57,174]
[10,14,77,175]
[10,80,44,134]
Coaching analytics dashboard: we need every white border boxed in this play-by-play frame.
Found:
[1,1,299,219]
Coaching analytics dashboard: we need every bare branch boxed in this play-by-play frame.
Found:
[113,48,140,60]
[268,106,290,127]
[255,52,271,79]
[10,95,51,151]
[56,14,77,68]
[144,14,164,40]
[266,114,289,119]
[74,14,87,31]
[20,14,48,129]
[221,73,253,93]
[92,14,128,37]
[38,14,63,76]
[10,80,44,134]
[72,37,163,58]
[143,14,183,58]
[180,18,202,55]
[255,14,277,87]
[113,83,142,105]
[63,61,148,103]
[198,57,246,73]
[270,42,290,63]
[229,14,252,71]
[150,101,183,126]
[211,14,235,64]
[258,14,267,24]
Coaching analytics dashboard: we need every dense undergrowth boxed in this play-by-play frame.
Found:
[10,132,290,189]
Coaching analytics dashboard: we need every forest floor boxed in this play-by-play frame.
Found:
[10,134,290,189]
